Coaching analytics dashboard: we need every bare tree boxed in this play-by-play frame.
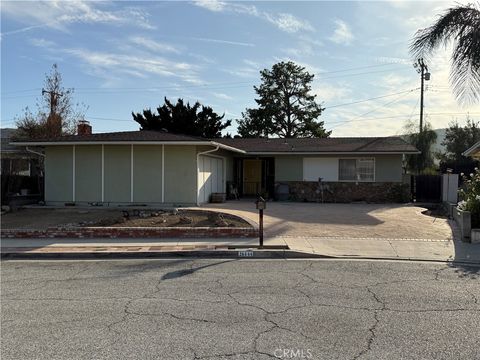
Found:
[15,64,87,139]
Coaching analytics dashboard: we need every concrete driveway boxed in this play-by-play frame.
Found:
[201,201,456,241]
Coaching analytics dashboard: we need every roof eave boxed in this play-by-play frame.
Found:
[10,140,214,146]
[244,151,420,155]
[462,141,480,157]
[211,141,246,154]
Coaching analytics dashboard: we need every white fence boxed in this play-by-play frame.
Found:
[442,173,459,204]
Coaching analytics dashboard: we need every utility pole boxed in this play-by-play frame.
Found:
[42,89,63,116]
[42,88,63,135]
[414,58,430,133]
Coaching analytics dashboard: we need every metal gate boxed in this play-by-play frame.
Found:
[412,175,442,202]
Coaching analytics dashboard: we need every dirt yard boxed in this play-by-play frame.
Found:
[112,210,250,228]
[1,208,251,230]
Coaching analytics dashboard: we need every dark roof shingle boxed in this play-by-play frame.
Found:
[12,130,418,154]
[15,130,205,143]
[216,137,418,153]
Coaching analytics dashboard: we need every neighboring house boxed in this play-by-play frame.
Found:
[1,128,44,205]
[462,141,480,159]
[12,123,419,206]
[1,128,41,176]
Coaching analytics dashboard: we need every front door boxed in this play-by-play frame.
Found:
[243,160,262,195]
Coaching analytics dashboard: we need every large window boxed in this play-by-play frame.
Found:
[338,158,374,181]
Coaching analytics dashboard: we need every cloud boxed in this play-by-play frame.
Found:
[212,92,233,100]
[223,59,264,78]
[193,1,313,33]
[329,19,354,45]
[315,82,353,104]
[129,36,180,54]
[273,56,322,75]
[1,1,155,36]
[264,12,314,33]
[29,38,56,48]
[63,48,202,85]
[191,37,255,47]
[193,0,226,12]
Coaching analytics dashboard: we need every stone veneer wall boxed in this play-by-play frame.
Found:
[279,181,410,203]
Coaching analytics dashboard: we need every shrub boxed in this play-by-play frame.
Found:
[458,168,480,227]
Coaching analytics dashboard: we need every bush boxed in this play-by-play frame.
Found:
[388,183,411,203]
[458,168,480,227]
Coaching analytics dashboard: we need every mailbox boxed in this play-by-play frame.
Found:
[256,196,266,210]
[255,196,266,247]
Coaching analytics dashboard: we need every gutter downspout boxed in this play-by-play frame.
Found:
[26,146,45,157]
[196,145,220,206]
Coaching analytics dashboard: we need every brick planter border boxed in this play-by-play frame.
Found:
[1,226,258,239]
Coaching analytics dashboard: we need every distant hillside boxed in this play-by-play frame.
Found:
[432,128,446,155]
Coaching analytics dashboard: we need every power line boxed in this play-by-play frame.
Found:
[407,97,420,123]
[88,116,132,122]
[2,62,412,98]
[316,62,403,75]
[316,67,411,81]
[1,88,41,95]
[328,89,418,130]
[326,111,480,126]
[324,89,418,109]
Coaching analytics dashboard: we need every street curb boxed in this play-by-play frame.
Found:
[0,249,333,260]
[1,248,479,265]
[320,254,480,266]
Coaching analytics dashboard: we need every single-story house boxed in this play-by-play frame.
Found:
[462,141,480,160]
[12,122,419,206]
[1,128,41,176]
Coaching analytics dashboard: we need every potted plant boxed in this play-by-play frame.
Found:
[458,168,480,243]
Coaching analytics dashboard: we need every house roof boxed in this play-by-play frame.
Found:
[462,141,480,158]
[216,137,419,154]
[10,130,246,153]
[11,130,418,154]
[1,128,18,152]
[1,128,32,156]
[13,130,205,143]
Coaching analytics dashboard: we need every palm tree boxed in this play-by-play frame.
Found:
[410,3,480,104]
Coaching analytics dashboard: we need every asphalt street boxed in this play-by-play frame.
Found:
[1,258,479,360]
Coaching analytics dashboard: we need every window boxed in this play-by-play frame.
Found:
[339,158,374,181]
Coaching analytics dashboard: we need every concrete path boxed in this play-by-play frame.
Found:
[199,201,456,240]
[2,202,479,263]
[3,236,480,263]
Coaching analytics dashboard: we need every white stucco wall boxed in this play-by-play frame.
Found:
[303,158,339,181]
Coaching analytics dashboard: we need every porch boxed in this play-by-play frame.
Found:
[231,157,275,198]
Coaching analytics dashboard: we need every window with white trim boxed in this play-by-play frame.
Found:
[338,158,374,181]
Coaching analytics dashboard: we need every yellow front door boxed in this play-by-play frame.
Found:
[243,160,262,195]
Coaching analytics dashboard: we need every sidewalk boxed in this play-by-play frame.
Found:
[278,236,480,263]
[2,236,480,263]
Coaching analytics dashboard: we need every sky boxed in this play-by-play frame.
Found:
[2,0,480,137]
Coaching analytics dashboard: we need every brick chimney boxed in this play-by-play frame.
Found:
[77,120,92,136]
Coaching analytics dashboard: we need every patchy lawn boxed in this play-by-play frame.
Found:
[1,208,251,230]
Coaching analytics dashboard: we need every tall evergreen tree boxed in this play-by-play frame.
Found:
[132,98,231,138]
[238,61,330,138]
[440,118,480,162]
